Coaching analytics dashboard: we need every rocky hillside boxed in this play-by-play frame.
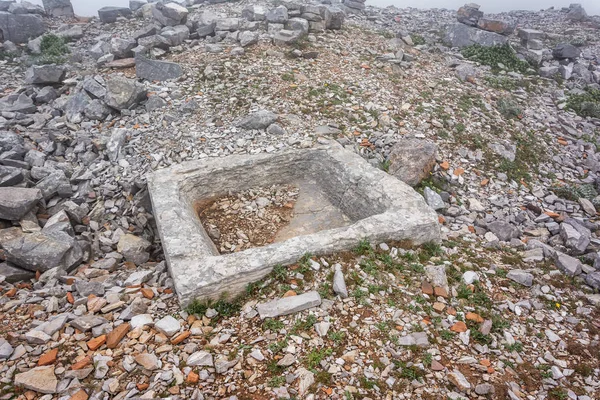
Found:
[0,0,599,399]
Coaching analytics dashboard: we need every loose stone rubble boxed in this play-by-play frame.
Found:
[0,0,599,399]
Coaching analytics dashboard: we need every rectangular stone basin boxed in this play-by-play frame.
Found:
[147,142,440,306]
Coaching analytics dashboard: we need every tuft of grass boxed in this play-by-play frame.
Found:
[411,33,426,45]
[354,239,372,255]
[566,88,600,118]
[497,131,544,183]
[262,318,284,331]
[306,348,333,369]
[461,43,530,73]
[497,97,522,119]
[185,298,240,322]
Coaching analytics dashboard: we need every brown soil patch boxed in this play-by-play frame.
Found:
[196,184,298,254]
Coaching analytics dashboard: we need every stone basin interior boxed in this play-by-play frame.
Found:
[179,151,385,256]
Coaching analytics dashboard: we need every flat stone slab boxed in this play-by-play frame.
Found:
[147,141,441,306]
[256,291,322,319]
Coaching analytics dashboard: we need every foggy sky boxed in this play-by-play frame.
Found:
[28,0,600,18]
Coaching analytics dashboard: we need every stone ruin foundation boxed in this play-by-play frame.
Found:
[147,141,441,306]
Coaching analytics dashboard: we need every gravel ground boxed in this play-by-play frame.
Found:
[0,0,599,399]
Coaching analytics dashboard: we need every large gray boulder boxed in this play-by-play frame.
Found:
[8,1,44,14]
[387,138,437,187]
[0,223,84,272]
[552,43,580,59]
[152,2,188,27]
[0,187,42,220]
[266,5,288,24]
[0,11,46,43]
[0,93,36,113]
[444,23,508,48]
[42,0,73,17]
[98,6,132,23]
[110,37,137,59]
[64,90,91,123]
[237,110,278,130]
[160,25,189,46]
[486,220,521,242]
[135,55,182,81]
[104,76,147,110]
[241,5,267,21]
[456,4,483,26]
[24,64,66,84]
[566,4,587,22]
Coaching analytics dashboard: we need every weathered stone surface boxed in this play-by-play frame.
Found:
[152,2,188,27]
[0,337,13,359]
[559,220,590,254]
[266,5,288,23]
[423,187,445,210]
[117,234,150,265]
[110,37,136,59]
[148,143,440,305]
[135,55,182,81]
[106,323,130,348]
[554,252,582,276]
[98,6,132,23]
[456,4,482,26]
[286,17,309,34]
[387,138,437,187]
[333,264,348,298]
[104,76,147,110]
[237,110,278,130]
[477,18,515,35]
[0,224,83,272]
[486,220,521,242]
[187,350,213,366]
[257,291,321,318]
[517,28,545,41]
[273,29,303,45]
[0,11,46,44]
[239,30,259,47]
[0,92,36,113]
[70,315,108,332]
[553,43,580,59]
[566,4,587,22]
[0,187,42,220]
[154,315,180,337]
[507,269,534,286]
[0,261,35,282]
[42,0,73,17]
[24,64,66,85]
[14,366,57,394]
[445,23,508,48]
[448,369,471,392]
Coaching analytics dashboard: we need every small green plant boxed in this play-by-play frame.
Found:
[268,375,286,387]
[411,33,426,45]
[306,348,333,369]
[281,72,295,82]
[566,88,600,118]
[497,97,522,119]
[272,264,287,282]
[328,331,346,345]
[440,329,455,340]
[354,239,372,255]
[37,34,70,64]
[292,314,317,333]
[262,318,284,331]
[461,44,530,73]
[505,341,524,352]
[269,339,288,354]
[422,352,433,367]
[380,159,391,172]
